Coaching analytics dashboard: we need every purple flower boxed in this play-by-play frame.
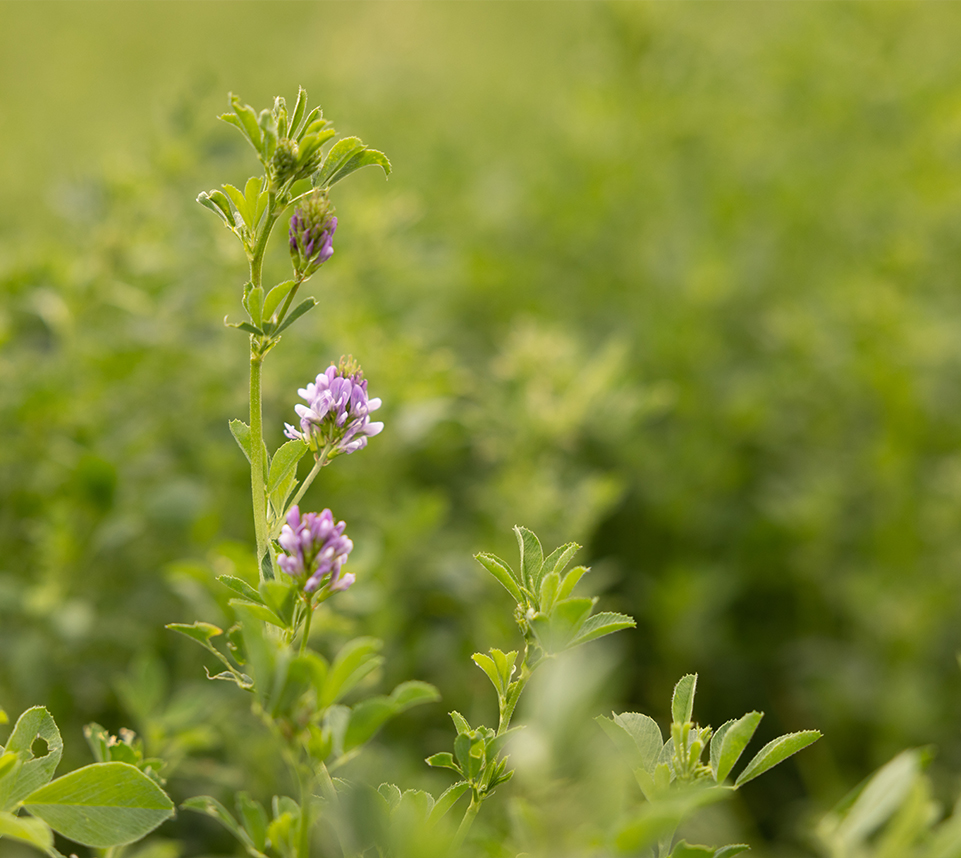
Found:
[284,358,384,457]
[289,191,337,279]
[277,506,355,593]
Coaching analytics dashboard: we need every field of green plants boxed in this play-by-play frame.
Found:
[4,4,961,857]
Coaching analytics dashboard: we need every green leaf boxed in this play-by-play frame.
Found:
[244,176,263,225]
[378,783,402,811]
[542,541,580,577]
[557,565,590,601]
[670,841,715,857]
[289,87,308,138]
[343,698,394,753]
[390,681,440,710]
[227,599,284,628]
[222,183,250,227]
[539,571,561,614]
[196,190,233,223]
[0,752,20,781]
[23,762,174,849]
[274,298,316,335]
[223,94,263,154]
[472,653,502,696]
[714,846,751,858]
[826,750,921,847]
[487,725,523,760]
[262,280,297,322]
[425,753,460,772]
[475,553,523,603]
[532,597,593,652]
[236,792,268,854]
[716,712,763,783]
[672,674,698,725]
[182,795,254,851]
[449,711,472,735]
[217,576,263,604]
[568,611,636,648]
[298,128,337,167]
[324,148,392,187]
[258,579,299,627]
[321,637,384,708]
[614,790,730,854]
[245,286,264,326]
[267,440,308,493]
[225,318,264,336]
[735,730,821,787]
[313,137,366,186]
[0,707,64,812]
[514,526,544,591]
[490,649,518,689]
[429,782,469,823]
[229,419,252,461]
[0,809,55,855]
[616,712,664,773]
[710,719,735,780]
[596,713,662,799]
[165,622,223,647]
[297,106,325,141]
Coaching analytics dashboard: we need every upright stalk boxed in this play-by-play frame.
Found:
[247,203,281,580]
[453,798,481,852]
[249,352,270,579]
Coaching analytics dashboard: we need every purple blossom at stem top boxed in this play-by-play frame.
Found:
[277,506,354,593]
[289,190,337,280]
[284,356,384,458]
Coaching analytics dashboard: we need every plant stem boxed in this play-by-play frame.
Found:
[299,598,314,654]
[497,662,532,735]
[279,448,330,534]
[297,762,313,858]
[250,198,279,289]
[453,797,481,851]
[249,353,271,580]
[246,201,282,580]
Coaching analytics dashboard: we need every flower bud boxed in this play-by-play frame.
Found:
[277,505,354,593]
[270,138,299,189]
[288,191,337,280]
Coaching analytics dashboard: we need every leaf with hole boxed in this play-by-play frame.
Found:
[0,707,63,812]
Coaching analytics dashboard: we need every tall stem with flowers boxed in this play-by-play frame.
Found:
[169,90,441,858]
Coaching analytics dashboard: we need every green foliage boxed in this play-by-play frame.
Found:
[599,674,819,856]
[5,5,961,856]
[0,708,174,855]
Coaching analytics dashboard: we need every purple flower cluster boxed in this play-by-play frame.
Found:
[284,362,384,457]
[277,506,354,593]
[289,191,337,279]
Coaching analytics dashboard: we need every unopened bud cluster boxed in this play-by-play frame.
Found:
[289,191,337,280]
[277,505,354,593]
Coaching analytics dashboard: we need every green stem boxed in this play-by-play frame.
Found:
[246,201,283,580]
[277,447,330,536]
[453,797,481,852]
[249,198,279,289]
[297,762,313,858]
[249,353,270,580]
[299,598,314,655]
[497,661,532,735]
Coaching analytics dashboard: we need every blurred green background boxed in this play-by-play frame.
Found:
[4,2,961,855]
